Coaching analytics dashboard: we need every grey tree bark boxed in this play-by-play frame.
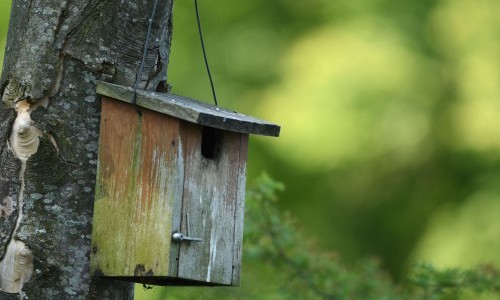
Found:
[0,0,174,299]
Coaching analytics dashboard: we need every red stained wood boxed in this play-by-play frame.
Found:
[91,97,183,277]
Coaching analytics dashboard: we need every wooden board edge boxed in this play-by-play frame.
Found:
[95,81,281,137]
[197,113,280,137]
[231,134,249,286]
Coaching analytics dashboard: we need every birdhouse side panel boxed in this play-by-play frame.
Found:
[91,97,183,278]
[176,123,246,285]
[231,133,248,286]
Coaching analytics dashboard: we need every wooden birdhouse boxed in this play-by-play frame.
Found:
[90,81,280,286]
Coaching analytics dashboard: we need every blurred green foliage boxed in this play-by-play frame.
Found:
[136,175,500,300]
[168,0,500,280]
[2,0,500,298]
[408,263,500,300]
[0,1,11,64]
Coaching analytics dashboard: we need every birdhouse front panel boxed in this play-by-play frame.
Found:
[175,123,248,285]
[91,97,184,279]
[90,81,279,286]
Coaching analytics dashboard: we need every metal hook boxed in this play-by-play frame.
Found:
[172,213,203,243]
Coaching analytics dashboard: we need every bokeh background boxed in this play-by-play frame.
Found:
[2,0,500,299]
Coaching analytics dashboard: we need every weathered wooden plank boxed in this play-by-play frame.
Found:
[231,134,248,285]
[90,97,183,278]
[91,97,139,277]
[96,81,281,137]
[167,123,189,278]
[177,123,241,285]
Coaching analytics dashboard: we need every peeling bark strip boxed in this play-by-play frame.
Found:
[9,100,42,160]
[0,240,33,296]
[0,0,174,299]
[0,97,38,297]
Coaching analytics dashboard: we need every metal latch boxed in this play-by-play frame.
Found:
[172,232,203,242]
[172,213,203,243]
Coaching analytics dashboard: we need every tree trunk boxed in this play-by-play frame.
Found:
[0,0,174,299]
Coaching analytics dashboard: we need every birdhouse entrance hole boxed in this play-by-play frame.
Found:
[201,126,221,159]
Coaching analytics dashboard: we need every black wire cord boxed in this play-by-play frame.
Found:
[133,0,161,106]
[194,0,218,106]
[134,0,219,107]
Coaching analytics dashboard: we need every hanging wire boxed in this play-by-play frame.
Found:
[215,0,236,101]
[133,0,218,107]
[132,0,161,107]
[194,0,218,106]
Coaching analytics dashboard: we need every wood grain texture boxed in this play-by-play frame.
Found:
[91,102,249,286]
[177,123,244,285]
[231,134,248,285]
[96,81,281,137]
[91,97,183,278]
[167,128,189,279]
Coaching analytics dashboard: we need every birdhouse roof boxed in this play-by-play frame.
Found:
[96,81,280,137]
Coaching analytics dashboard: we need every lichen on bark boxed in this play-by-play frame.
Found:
[0,0,174,299]
[0,107,20,260]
